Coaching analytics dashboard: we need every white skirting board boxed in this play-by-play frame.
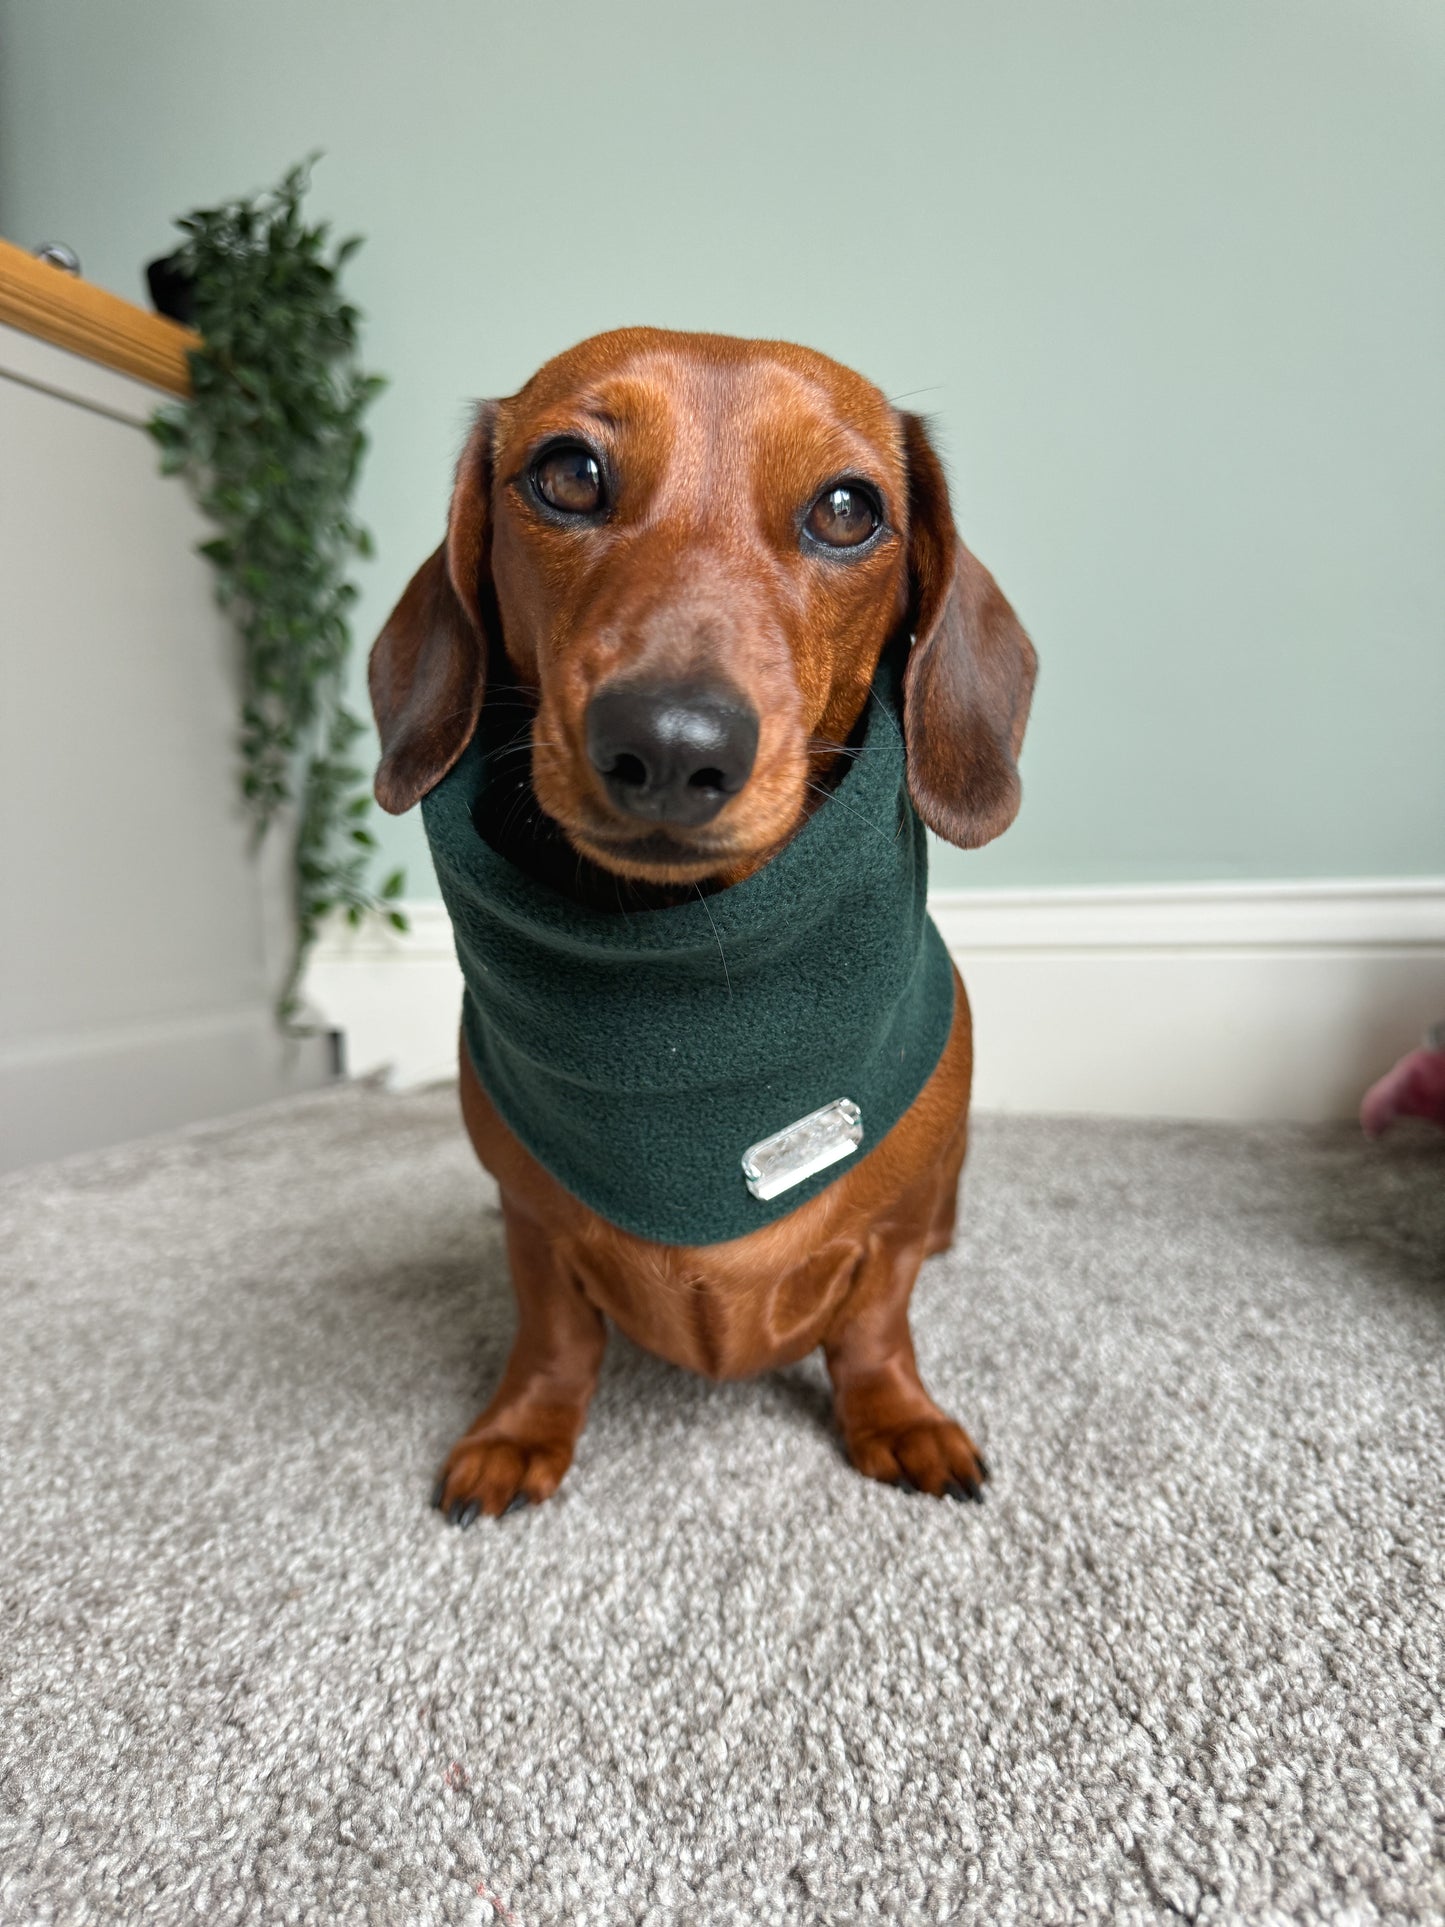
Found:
[0,1004,336,1172]
[301,880,1445,1122]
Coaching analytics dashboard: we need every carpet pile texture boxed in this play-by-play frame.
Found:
[1,1084,1441,1925]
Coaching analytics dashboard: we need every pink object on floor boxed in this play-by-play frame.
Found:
[1360,1045,1445,1138]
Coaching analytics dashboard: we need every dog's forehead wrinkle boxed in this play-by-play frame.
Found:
[518,326,894,421]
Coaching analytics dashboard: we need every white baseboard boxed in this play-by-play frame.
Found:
[302,879,1445,1123]
[0,1004,335,1172]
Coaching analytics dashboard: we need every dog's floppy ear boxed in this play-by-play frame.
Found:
[899,413,1037,849]
[369,403,499,814]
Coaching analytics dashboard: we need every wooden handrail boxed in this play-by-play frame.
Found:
[0,235,197,395]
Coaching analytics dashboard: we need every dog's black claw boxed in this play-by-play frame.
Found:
[430,1480,447,1511]
[502,1492,530,1516]
[944,1476,983,1504]
[455,1501,481,1530]
[974,1452,991,1482]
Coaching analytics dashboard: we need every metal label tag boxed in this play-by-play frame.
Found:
[741,1099,862,1202]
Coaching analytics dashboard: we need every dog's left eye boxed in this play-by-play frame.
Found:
[805,483,881,549]
[533,444,606,515]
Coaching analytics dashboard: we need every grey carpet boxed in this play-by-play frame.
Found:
[0,1086,1442,1927]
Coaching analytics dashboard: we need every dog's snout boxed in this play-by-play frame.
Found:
[585,683,759,826]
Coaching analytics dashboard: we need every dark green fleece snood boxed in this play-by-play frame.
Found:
[421,653,955,1246]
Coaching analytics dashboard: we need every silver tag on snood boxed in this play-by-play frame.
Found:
[742,1099,862,1202]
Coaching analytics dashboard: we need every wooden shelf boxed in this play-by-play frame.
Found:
[0,235,197,396]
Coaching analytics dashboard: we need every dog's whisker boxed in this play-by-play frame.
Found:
[694,883,732,999]
[491,781,547,844]
[804,779,895,846]
[413,701,477,730]
[867,686,902,740]
[492,736,564,759]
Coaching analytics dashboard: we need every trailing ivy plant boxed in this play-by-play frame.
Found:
[149,156,403,1023]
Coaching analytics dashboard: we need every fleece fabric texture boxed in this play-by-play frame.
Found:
[420,656,955,1245]
[1,1085,1442,1926]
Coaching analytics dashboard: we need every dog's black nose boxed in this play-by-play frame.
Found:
[585,682,759,826]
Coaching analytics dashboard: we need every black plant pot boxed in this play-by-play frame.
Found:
[146,253,197,328]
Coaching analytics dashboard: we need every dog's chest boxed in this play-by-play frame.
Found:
[570,1236,860,1381]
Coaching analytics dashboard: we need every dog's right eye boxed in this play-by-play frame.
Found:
[804,481,882,550]
[533,444,606,515]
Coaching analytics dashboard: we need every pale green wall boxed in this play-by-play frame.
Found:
[3,0,1441,893]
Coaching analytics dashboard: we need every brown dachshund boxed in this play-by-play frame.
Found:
[369,328,1035,1522]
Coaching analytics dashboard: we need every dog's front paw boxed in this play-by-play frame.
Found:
[844,1414,990,1501]
[431,1431,574,1526]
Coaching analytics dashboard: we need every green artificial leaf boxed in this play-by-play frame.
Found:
[149,155,398,1029]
